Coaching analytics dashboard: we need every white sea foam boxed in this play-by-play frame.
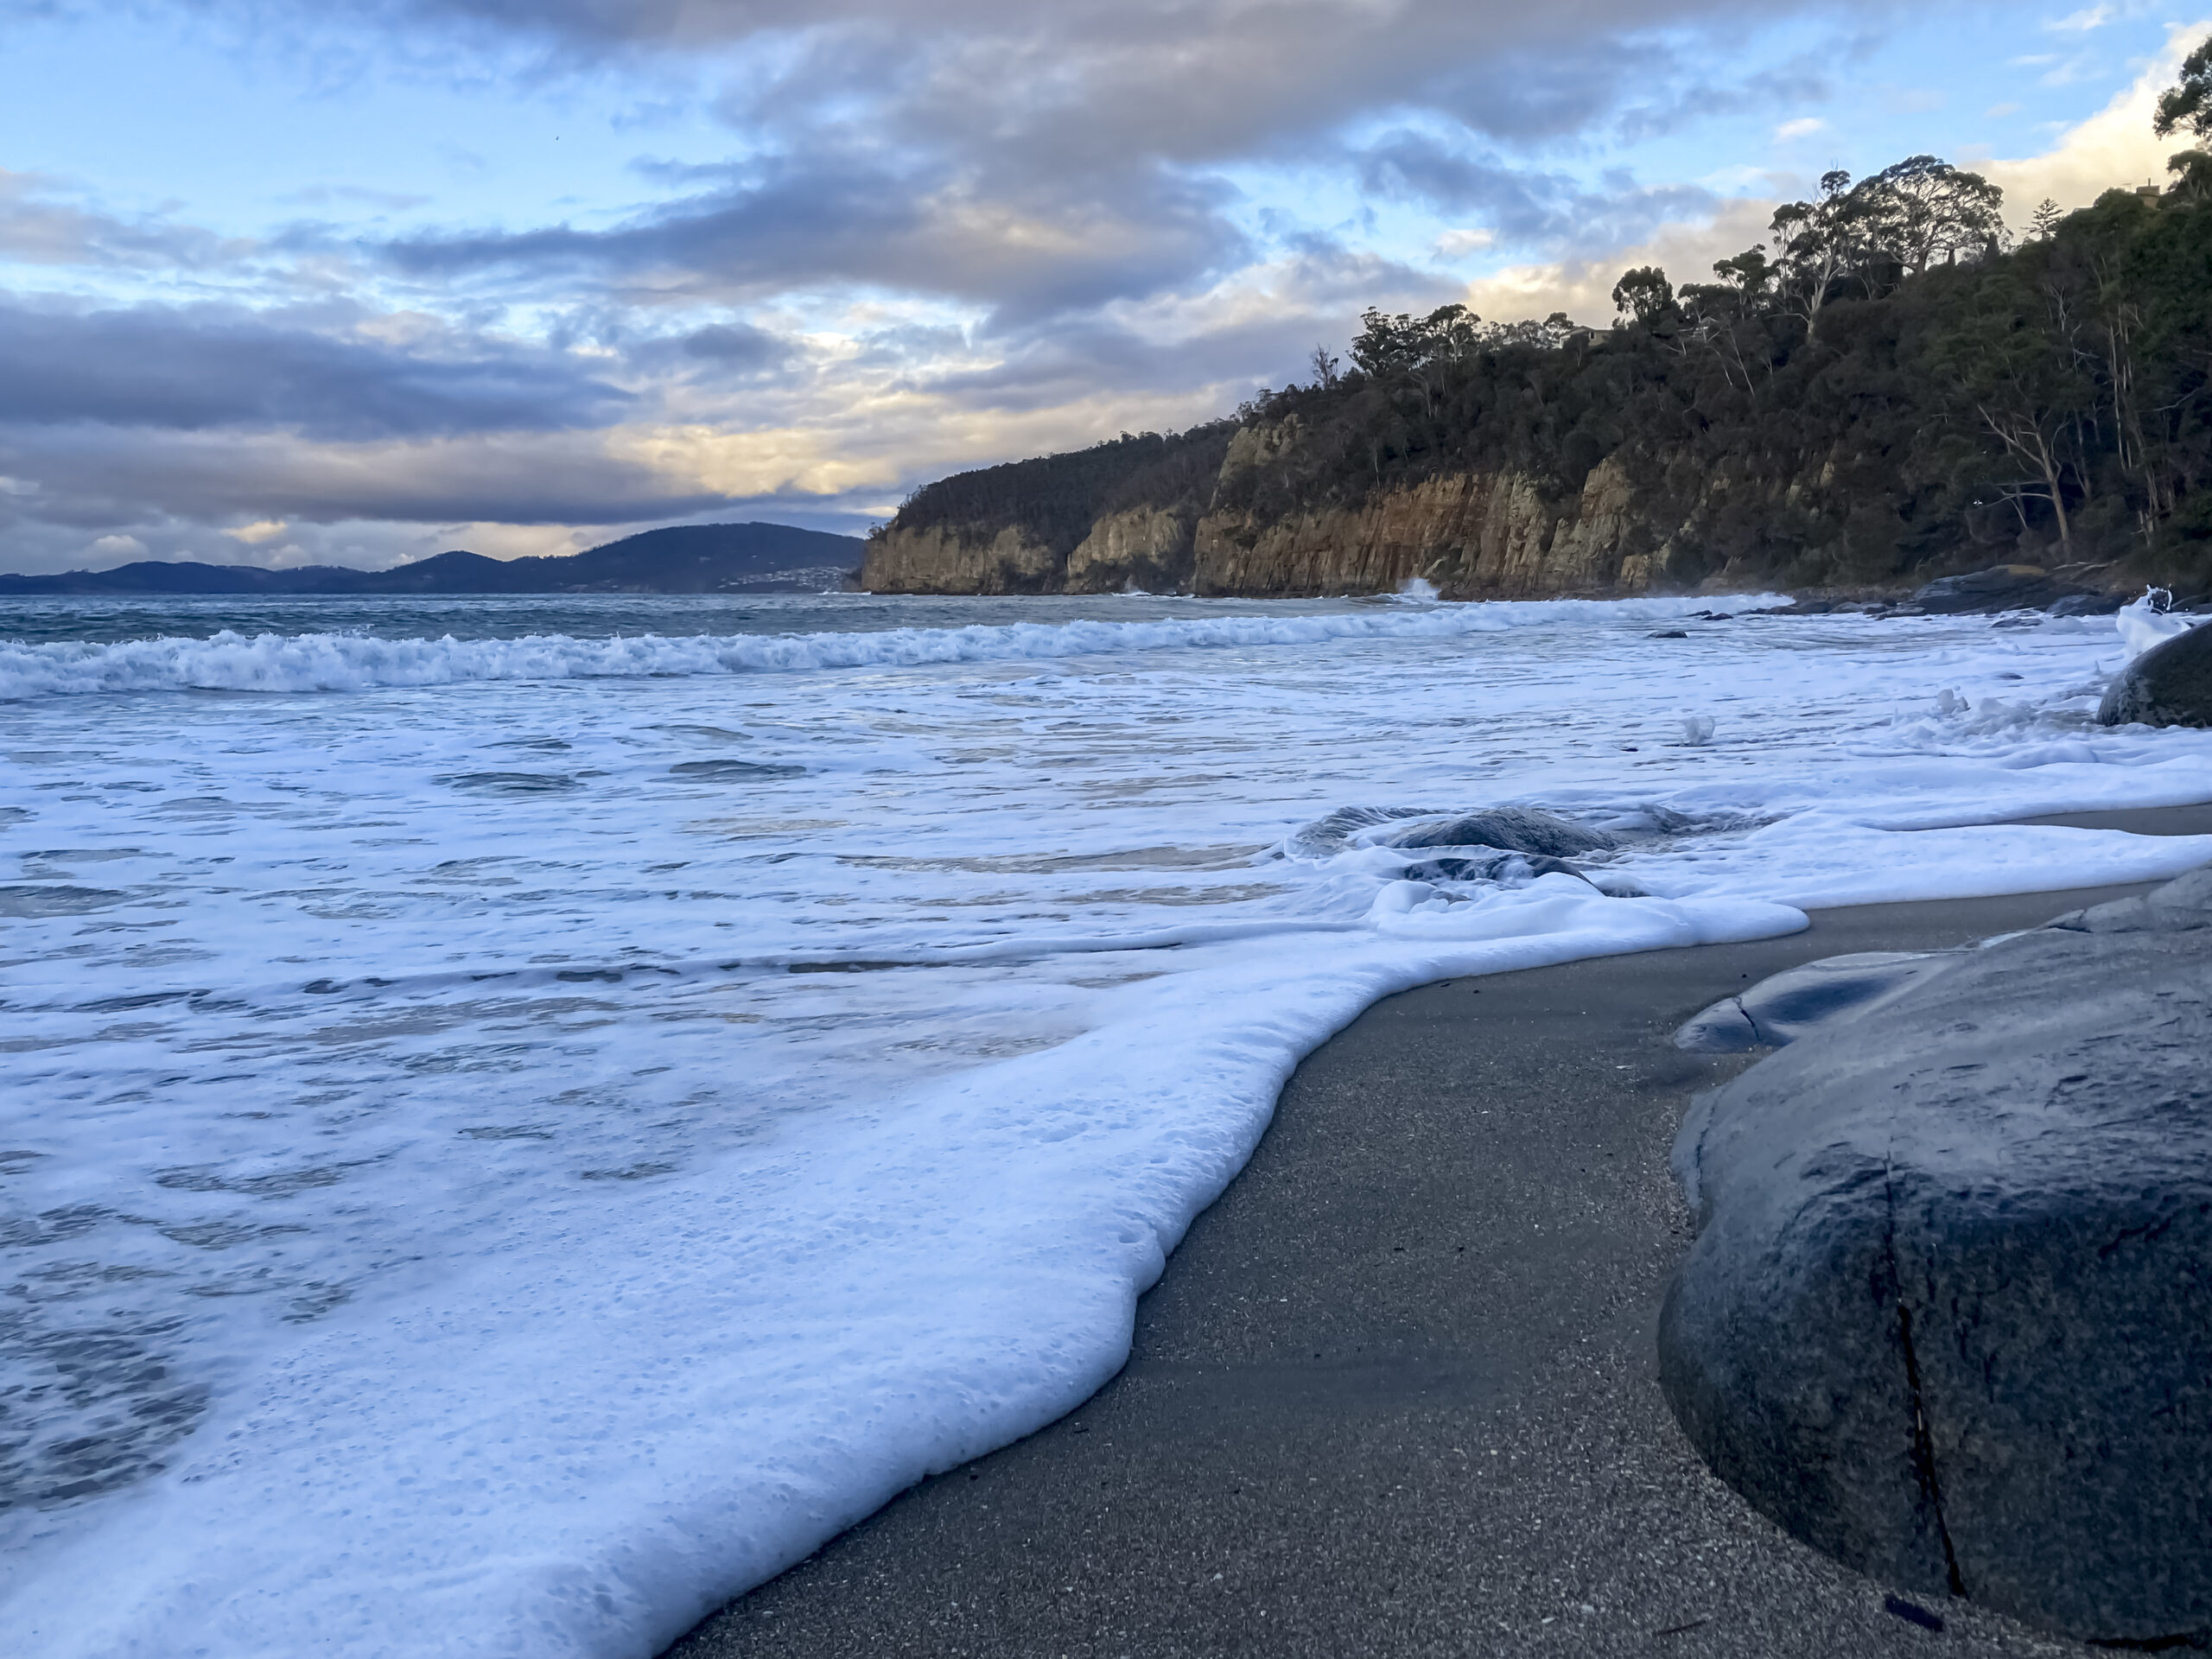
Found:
[2114,588,2208,659]
[3,593,2212,1657]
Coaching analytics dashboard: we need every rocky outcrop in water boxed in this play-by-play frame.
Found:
[1659,868,2212,1644]
[2100,619,2212,727]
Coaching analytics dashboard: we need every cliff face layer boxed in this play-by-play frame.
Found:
[863,429,1799,601]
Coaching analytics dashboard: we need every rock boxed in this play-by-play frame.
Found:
[2098,619,2212,728]
[1375,806,1618,858]
[1660,867,2212,1643]
[1910,564,2089,614]
[1648,628,1689,639]
[2046,591,2125,617]
[1672,950,1961,1052]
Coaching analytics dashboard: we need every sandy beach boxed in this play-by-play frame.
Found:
[667,804,2212,1659]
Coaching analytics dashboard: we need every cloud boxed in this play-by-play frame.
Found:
[1773,117,1826,140]
[1453,194,1777,325]
[1984,20,2212,216]
[0,168,257,270]
[2045,5,2115,32]
[1354,130,1720,251]
[0,299,633,437]
[384,146,1252,324]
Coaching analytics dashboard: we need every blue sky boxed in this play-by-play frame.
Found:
[0,0,2200,573]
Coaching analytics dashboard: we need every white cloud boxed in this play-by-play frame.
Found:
[1986,101,2023,118]
[224,518,290,543]
[1459,196,1777,326]
[86,532,145,560]
[1984,19,2212,219]
[2045,5,2115,31]
[1773,117,1826,140]
[1433,226,1497,258]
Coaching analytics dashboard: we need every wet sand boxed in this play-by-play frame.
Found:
[666,805,2212,1658]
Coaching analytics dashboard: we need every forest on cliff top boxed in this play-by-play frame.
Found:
[890,42,2212,594]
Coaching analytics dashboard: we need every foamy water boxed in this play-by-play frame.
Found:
[4,590,2211,1658]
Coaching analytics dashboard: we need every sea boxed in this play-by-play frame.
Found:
[4,588,2212,1657]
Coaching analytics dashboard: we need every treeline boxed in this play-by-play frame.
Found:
[889,42,2212,591]
[889,427,1234,556]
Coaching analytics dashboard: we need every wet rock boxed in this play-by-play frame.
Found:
[1660,867,2212,1643]
[1648,628,1689,639]
[2046,591,2125,618]
[1672,950,1961,1052]
[2097,619,2212,728]
[1375,806,1618,858]
[1910,564,2089,614]
[1397,850,1596,887]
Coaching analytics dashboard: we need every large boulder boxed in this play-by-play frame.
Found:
[1659,868,2212,1643]
[1671,950,1961,1052]
[2099,619,2212,728]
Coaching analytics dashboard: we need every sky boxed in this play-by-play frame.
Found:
[0,0,2203,574]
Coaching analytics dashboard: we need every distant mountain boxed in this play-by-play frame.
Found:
[0,522,866,596]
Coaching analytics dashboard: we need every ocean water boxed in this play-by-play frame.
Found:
[3,589,2211,1657]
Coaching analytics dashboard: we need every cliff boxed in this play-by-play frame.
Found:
[865,183,2212,601]
[866,422,1933,602]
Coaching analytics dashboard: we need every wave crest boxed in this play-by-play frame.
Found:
[0,596,1767,699]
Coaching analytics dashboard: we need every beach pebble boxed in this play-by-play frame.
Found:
[1660,867,2212,1643]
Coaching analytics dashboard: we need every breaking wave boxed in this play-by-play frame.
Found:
[0,595,1766,698]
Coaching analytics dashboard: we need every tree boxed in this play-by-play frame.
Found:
[1307,345,1341,389]
[2031,199,2063,241]
[1857,155,2007,277]
[1711,246,1774,300]
[2153,32,2212,143]
[1929,272,2098,555]
[1769,169,1866,337]
[2170,149,2212,204]
[1611,265,1674,326]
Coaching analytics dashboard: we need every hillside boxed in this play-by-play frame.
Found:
[1,522,864,596]
[865,159,2212,602]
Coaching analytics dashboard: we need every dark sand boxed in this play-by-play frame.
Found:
[667,806,2212,1659]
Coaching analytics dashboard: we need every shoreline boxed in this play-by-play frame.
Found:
[667,804,2212,1658]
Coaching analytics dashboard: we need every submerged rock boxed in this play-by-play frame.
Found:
[1660,868,2212,1643]
[2098,619,2212,728]
[1375,806,1618,858]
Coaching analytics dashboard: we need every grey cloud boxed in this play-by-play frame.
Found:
[0,424,724,529]
[1357,133,1720,250]
[678,322,782,365]
[384,148,1250,323]
[0,168,255,270]
[0,302,633,438]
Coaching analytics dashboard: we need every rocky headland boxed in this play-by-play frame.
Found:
[864,161,2212,610]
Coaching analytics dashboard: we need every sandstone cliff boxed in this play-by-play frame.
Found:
[862,428,1801,601]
